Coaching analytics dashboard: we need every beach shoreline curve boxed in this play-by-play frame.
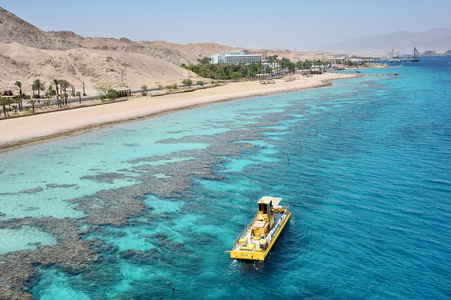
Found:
[0,73,357,153]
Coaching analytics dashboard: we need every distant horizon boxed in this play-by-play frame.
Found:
[1,0,450,52]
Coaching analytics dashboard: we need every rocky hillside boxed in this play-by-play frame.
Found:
[0,6,324,95]
[0,7,78,50]
[0,6,237,94]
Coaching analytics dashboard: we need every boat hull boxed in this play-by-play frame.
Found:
[230,210,291,261]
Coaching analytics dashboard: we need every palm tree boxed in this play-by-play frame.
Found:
[0,96,8,118]
[32,79,45,98]
[62,93,68,106]
[29,99,37,113]
[14,80,22,96]
[60,80,70,93]
[59,80,70,105]
[14,81,23,110]
[53,79,60,96]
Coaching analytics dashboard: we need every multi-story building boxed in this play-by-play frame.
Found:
[211,50,263,64]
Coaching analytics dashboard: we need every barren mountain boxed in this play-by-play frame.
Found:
[0,41,206,95]
[0,7,213,95]
[0,6,325,96]
[0,6,79,50]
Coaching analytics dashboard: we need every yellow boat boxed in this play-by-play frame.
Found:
[230,196,291,261]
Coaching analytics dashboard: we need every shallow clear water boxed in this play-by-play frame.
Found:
[0,226,57,254]
[0,57,450,299]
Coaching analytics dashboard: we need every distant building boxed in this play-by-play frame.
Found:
[211,50,263,64]
[422,50,437,56]
[211,54,225,64]
[1,90,17,99]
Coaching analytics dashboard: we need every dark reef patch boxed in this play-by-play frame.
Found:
[0,113,284,299]
[80,172,129,184]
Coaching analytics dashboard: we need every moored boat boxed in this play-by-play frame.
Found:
[230,196,291,261]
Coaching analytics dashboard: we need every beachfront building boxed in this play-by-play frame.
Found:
[112,87,131,97]
[211,50,263,64]
[211,54,225,64]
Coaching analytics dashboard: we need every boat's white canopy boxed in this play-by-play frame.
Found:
[258,196,282,206]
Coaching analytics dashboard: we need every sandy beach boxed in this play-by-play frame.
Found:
[0,72,356,153]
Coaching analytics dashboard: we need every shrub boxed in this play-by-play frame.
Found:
[106,90,119,101]
[182,79,193,87]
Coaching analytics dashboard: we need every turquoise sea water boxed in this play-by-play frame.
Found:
[0,57,450,299]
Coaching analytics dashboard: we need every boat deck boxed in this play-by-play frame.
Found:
[231,208,290,260]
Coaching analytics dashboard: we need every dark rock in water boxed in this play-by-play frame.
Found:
[123,143,140,147]
[18,187,43,194]
[0,217,103,299]
[155,233,168,240]
[46,183,77,188]
[89,238,119,255]
[0,121,264,298]
[108,230,126,238]
[119,249,138,259]
[23,207,40,211]
[170,242,185,249]
[80,172,128,184]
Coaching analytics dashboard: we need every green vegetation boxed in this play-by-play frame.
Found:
[14,81,23,111]
[185,56,311,80]
[185,56,365,81]
[53,79,60,96]
[32,79,45,98]
[182,79,193,87]
[0,96,8,117]
[29,99,37,114]
[106,90,118,101]
[141,85,148,96]
[97,87,119,101]
[62,93,68,106]
[185,59,264,80]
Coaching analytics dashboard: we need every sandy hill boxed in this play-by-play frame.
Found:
[0,6,325,96]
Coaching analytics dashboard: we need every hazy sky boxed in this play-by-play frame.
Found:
[2,0,450,50]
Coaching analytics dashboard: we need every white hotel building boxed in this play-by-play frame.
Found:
[211,50,263,64]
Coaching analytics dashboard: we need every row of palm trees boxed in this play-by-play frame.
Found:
[1,78,86,117]
[16,78,85,101]
[30,79,73,100]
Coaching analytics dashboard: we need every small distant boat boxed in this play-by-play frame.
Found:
[393,72,400,75]
[411,47,420,62]
[230,196,291,261]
